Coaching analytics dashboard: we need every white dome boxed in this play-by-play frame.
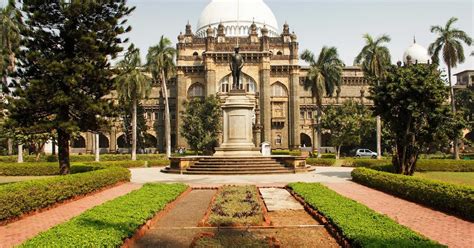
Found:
[196,0,279,37]
[403,42,430,64]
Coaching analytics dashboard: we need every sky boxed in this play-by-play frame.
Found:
[2,0,473,80]
[123,0,473,80]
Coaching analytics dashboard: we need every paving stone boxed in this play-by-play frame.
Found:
[260,188,304,211]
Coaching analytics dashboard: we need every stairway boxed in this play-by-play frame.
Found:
[163,157,297,175]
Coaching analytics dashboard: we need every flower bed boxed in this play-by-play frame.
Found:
[206,185,264,226]
[0,166,130,222]
[20,183,187,247]
[352,168,474,221]
[288,182,443,248]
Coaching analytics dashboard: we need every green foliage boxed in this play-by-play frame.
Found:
[416,159,474,172]
[0,162,100,176]
[306,158,336,166]
[288,183,443,248]
[321,101,371,158]
[0,167,130,222]
[369,63,459,175]
[208,186,263,226]
[7,1,134,174]
[455,85,474,129]
[118,101,149,149]
[354,33,392,79]
[0,153,166,163]
[271,150,302,156]
[180,95,222,154]
[0,0,21,94]
[20,183,187,248]
[352,168,474,221]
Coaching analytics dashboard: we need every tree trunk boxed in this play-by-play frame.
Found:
[336,145,341,160]
[35,142,45,162]
[447,65,460,160]
[57,129,70,175]
[95,133,100,162]
[7,138,13,155]
[376,115,382,159]
[162,70,172,158]
[316,107,322,158]
[131,99,137,161]
[17,144,23,163]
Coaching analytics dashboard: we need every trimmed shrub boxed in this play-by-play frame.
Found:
[288,183,443,248]
[147,159,170,167]
[306,158,336,166]
[0,162,103,176]
[0,154,167,163]
[0,167,131,222]
[20,183,187,247]
[82,160,146,168]
[416,159,474,172]
[352,168,474,221]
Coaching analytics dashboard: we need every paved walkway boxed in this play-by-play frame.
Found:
[132,190,216,248]
[0,183,142,248]
[131,166,353,187]
[324,182,474,248]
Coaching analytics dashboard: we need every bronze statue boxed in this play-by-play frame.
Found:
[230,46,244,90]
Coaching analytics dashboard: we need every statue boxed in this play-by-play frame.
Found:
[230,46,244,90]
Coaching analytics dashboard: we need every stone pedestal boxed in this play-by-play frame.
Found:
[214,90,262,157]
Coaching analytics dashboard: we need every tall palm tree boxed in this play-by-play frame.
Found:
[146,36,176,158]
[0,0,21,156]
[354,34,391,160]
[429,17,472,160]
[115,45,151,161]
[301,46,344,158]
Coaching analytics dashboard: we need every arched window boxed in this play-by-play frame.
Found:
[219,74,256,93]
[275,135,282,145]
[71,136,86,148]
[99,134,109,148]
[193,51,199,59]
[188,83,204,97]
[272,82,288,97]
[276,51,282,56]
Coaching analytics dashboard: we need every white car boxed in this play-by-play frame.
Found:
[355,149,378,158]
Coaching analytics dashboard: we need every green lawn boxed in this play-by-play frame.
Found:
[414,172,474,186]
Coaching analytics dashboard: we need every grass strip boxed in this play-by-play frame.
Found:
[352,168,474,221]
[20,183,188,248]
[288,182,444,248]
[208,185,263,226]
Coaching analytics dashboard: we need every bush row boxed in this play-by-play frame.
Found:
[0,167,131,222]
[341,158,474,172]
[271,150,302,156]
[288,182,443,248]
[0,159,170,176]
[0,154,167,163]
[20,183,188,247]
[351,168,474,221]
[306,158,336,166]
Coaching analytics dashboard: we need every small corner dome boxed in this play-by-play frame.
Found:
[403,42,430,64]
[196,0,279,37]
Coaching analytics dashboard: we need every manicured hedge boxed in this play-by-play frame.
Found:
[416,159,474,172]
[20,183,188,248]
[288,183,443,248]
[147,159,170,167]
[0,167,131,222]
[306,158,336,166]
[0,162,103,176]
[271,150,302,156]
[352,168,474,221]
[0,154,167,163]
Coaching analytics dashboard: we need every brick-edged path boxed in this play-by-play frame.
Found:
[324,182,474,248]
[0,183,142,248]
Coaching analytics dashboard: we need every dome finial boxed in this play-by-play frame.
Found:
[413,35,416,44]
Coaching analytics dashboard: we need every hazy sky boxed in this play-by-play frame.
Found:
[124,0,473,79]
[2,0,473,79]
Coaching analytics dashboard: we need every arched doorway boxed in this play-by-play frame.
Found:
[99,134,109,148]
[117,134,129,148]
[144,133,158,148]
[71,136,86,148]
[300,133,312,148]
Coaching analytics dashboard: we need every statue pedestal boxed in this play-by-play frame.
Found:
[214,90,262,157]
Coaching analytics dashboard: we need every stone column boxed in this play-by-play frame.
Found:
[175,70,187,148]
[109,126,117,153]
[259,57,271,145]
[289,68,301,149]
[85,132,93,154]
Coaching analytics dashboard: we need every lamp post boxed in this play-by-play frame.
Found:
[95,133,100,162]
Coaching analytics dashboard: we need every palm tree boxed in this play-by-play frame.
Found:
[146,36,176,158]
[354,34,391,160]
[115,45,151,161]
[301,46,344,158]
[0,1,21,156]
[429,17,472,160]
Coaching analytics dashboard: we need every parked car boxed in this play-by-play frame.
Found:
[355,149,377,159]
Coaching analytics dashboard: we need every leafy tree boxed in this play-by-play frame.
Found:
[369,63,458,175]
[429,17,472,159]
[354,33,392,159]
[118,100,148,151]
[455,86,474,129]
[7,1,133,174]
[180,95,222,155]
[321,101,367,159]
[115,45,151,160]
[146,36,176,158]
[300,46,344,158]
